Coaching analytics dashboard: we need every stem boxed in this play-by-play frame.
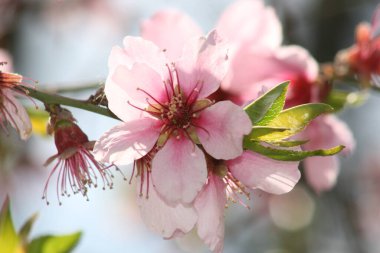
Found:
[21,86,120,120]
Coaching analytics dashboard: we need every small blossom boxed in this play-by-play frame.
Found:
[43,113,124,205]
[0,49,32,140]
[335,7,380,86]
[347,21,380,85]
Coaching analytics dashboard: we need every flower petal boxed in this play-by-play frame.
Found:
[217,0,282,49]
[176,30,229,99]
[195,101,251,160]
[194,174,226,253]
[111,63,168,106]
[3,91,32,140]
[111,36,167,74]
[302,115,355,156]
[106,62,169,121]
[93,117,161,165]
[106,37,169,121]
[141,10,203,61]
[222,45,318,102]
[228,151,300,194]
[151,136,207,205]
[137,175,197,239]
[304,156,339,193]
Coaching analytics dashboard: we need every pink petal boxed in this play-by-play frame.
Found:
[195,101,251,160]
[105,37,169,121]
[304,156,339,193]
[222,45,318,101]
[176,30,229,99]
[298,115,354,192]
[151,136,207,205]
[194,174,226,253]
[108,46,134,71]
[93,117,161,165]
[217,0,282,49]
[111,63,168,107]
[228,151,300,194]
[137,175,197,239]
[3,91,32,140]
[104,73,142,122]
[107,62,167,121]
[272,45,319,82]
[141,10,203,61]
[119,36,167,74]
[302,115,355,156]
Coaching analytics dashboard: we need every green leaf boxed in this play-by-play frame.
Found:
[244,141,345,161]
[244,81,289,125]
[27,232,82,253]
[0,197,20,253]
[19,213,38,244]
[325,89,368,111]
[267,140,309,147]
[261,103,334,140]
[246,126,289,141]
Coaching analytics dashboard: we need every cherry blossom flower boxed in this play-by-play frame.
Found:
[43,111,122,205]
[94,30,252,207]
[0,49,32,140]
[140,0,354,194]
[135,148,300,253]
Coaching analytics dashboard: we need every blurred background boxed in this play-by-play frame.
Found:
[0,0,380,252]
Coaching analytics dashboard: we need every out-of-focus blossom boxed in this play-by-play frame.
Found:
[226,39,355,192]
[0,49,32,140]
[300,115,355,192]
[337,7,380,86]
[217,0,354,193]
[43,110,122,205]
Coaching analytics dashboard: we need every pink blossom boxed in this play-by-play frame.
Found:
[344,7,380,86]
[222,42,355,192]
[94,30,252,208]
[0,49,32,140]
[300,115,355,193]
[224,43,355,192]
[134,149,300,253]
[135,3,304,251]
[193,153,299,253]
[217,1,354,193]
[140,0,354,197]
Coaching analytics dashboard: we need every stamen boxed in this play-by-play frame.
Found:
[136,87,168,109]
[165,64,175,94]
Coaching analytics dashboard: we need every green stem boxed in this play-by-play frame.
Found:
[22,86,119,120]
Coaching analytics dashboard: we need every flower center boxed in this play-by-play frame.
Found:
[131,64,213,140]
[162,92,192,129]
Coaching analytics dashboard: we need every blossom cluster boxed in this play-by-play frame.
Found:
[2,0,380,252]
